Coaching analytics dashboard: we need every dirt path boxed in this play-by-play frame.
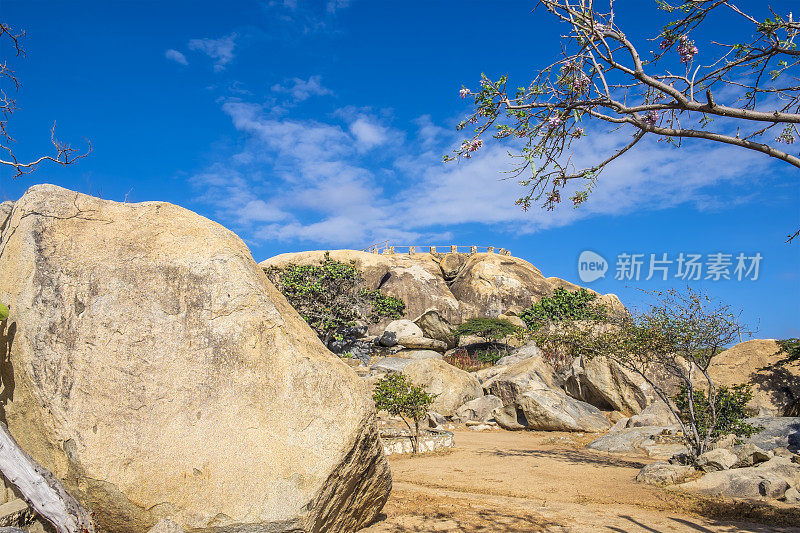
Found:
[363,430,800,532]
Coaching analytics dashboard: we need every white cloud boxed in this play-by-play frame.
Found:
[271,75,332,102]
[188,33,238,72]
[348,116,389,151]
[191,100,769,247]
[165,49,188,66]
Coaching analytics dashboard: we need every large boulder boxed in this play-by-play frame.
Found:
[702,339,800,416]
[625,400,676,428]
[563,356,651,415]
[400,359,484,417]
[678,457,800,500]
[636,462,695,486]
[413,310,456,349]
[742,417,800,452]
[482,355,562,403]
[455,395,503,423]
[449,254,553,319]
[0,185,390,533]
[494,385,610,433]
[587,426,679,455]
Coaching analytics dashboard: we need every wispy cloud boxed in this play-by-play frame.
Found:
[271,75,332,102]
[165,49,188,66]
[190,98,768,247]
[188,33,238,72]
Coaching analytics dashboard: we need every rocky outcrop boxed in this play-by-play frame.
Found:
[703,339,800,416]
[0,185,390,533]
[742,417,800,452]
[455,395,503,423]
[678,456,800,500]
[636,462,694,486]
[493,386,610,433]
[482,355,562,402]
[449,254,554,319]
[260,250,625,329]
[413,310,457,349]
[563,356,652,415]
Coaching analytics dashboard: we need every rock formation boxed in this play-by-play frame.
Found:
[0,185,390,533]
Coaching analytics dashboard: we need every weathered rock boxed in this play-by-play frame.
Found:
[401,359,484,417]
[455,395,503,423]
[494,342,541,366]
[377,330,398,347]
[0,201,13,234]
[482,355,561,404]
[587,426,677,455]
[0,185,390,533]
[473,364,507,384]
[784,486,800,503]
[703,339,800,416]
[385,319,424,341]
[678,457,800,500]
[450,254,553,319]
[427,412,448,429]
[743,417,800,452]
[370,357,415,374]
[397,337,448,352]
[393,349,443,360]
[636,462,695,486]
[497,314,526,329]
[626,400,675,428]
[413,310,457,349]
[494,384,610,433]
[732,444,773,468]
[147,519,186,533]
[696,448,738,472]
[438,253,467,280]
[564,356,650,415]
[503,305,524,317]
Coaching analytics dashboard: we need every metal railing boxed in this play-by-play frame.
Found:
[361,242,511,256]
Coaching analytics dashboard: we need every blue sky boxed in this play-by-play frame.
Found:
[1,0,798,339]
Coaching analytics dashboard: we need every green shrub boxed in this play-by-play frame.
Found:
[777,338,800,364]
[373,373,436,454]
[0,302,7,321]
[455,317,520,343]
[519,288,606,330]
[674,384,759,442]
[265,252,405,345]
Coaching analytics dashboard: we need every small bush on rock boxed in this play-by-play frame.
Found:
[520,288,606,330]
[373,374,436,454]
[444,348,494,372]
[265,252,405,346]
[674,384,759,441]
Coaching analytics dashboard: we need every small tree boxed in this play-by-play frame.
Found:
[533,287,755,460]
[373,374,436,454]
[265,252,405,347]
[455,317,521,349]
[520,288,607,330]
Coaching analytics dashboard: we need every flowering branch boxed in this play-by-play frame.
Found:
[448,0,800,239]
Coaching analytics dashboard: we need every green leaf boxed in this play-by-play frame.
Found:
[0,302,7,321]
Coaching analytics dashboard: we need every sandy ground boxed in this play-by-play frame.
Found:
[363,429,800,533]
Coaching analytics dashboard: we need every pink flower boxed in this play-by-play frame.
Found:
[459,88,471,99]
[547,116,563,128]
[677,35,698,63]
[642,110,660,126]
